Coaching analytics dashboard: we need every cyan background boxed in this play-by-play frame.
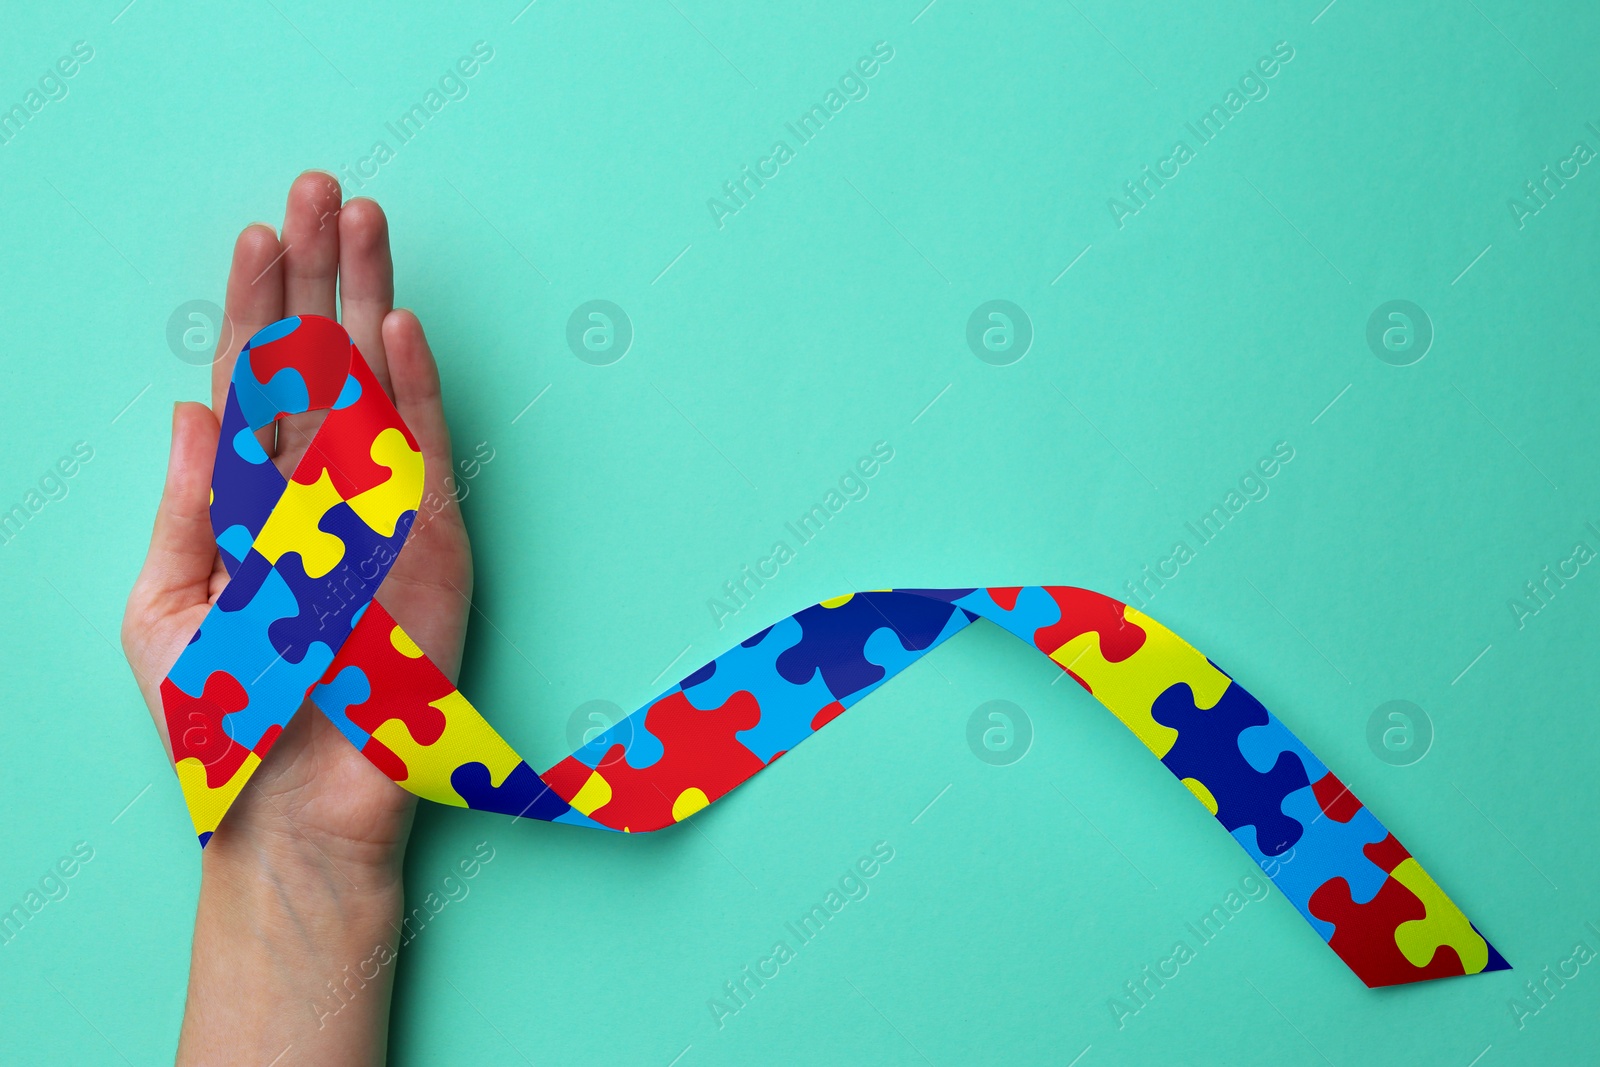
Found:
[1,0,1596,1063]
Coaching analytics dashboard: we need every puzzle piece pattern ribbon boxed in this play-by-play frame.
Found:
[158,315,1508,988]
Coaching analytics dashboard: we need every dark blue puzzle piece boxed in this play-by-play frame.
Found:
[1152,681,1311,857]
[265,502,417,659]
[775,592,967,699]
[211,392,289,574]
[451,760,574,822]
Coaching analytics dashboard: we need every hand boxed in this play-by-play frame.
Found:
[120,172,472,1065]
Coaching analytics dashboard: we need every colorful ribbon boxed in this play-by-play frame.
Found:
[159,315,1508,988]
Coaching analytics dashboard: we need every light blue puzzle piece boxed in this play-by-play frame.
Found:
[166,560,333,751]
[333,372,362,409]
[310,665,373,750]
[1232,784,1389,939]
[676,617,838,764]
[554,806,614,830]
[167,561,299,699]
[570,700,665,772]
[217,524,254,564]
[224,634,333,751]
[952,586,1061,645]
[232,426,270,464]
[234,346,311,429]
[1238,714,1330,782]
[245,316,300,349]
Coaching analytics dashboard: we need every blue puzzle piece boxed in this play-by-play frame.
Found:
[1152,681,1310,857]
[1238,714,1329,783]
[775,593,967,700]
[210,391,290,574]
[333,372,362,410]
[268,552,354,667]
[679,659,717,689]
[897,588,977,603]
[1232,784,1390,939]
[167,557,334,750]
[319,500,414,590]
[451,760,575,823]
[679,617,836,764]
[947,586,1064,646]
[310,665,373,749]
[845,606,977,709]
[234,347,310,429]
[1476,926,1512,974]
[265,502,416,652]
[217,525,254,566]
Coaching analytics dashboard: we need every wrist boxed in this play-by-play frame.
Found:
[180,823,406,1066]
[201,816,409,902]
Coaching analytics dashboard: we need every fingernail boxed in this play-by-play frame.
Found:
[169,404,184,462]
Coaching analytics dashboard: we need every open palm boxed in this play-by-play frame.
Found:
[122,172,472,874]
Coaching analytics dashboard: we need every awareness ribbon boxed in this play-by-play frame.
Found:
[159,315,1508,988]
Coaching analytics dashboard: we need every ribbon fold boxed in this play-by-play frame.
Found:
[158,315,1507,988]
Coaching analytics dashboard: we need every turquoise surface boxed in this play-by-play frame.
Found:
[1,0,1597,1063]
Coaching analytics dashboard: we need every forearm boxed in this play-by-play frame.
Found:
[177,832,406,1067]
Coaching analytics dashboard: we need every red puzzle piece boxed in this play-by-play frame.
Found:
[1312,771,1363,823]
[545,690,765,831]
[162,673,253,789]
[246,315,358,408]
[1031,587,1146,662]
[1362,833,1411,873]
[247,317,418,499]
[328,603,451,754]
[1309,873,1467,987]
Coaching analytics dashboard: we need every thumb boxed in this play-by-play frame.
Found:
[133,402,222,616]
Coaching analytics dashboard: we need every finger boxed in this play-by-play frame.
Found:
[382,308,473,678]
[385,309,458,510]
[275,171,344,473]
[210,224,286,420]
[337,197,395,398]
[136,402,222,613]
[281,170,342,316]
[122,403,220,746]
